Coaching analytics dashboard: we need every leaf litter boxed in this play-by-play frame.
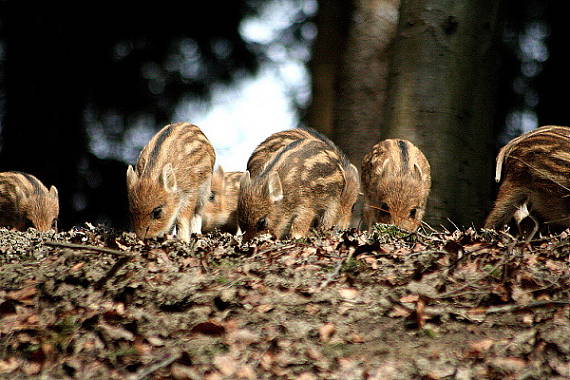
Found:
[0,223,568,379]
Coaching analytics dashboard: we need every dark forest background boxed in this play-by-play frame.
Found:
[0,0,568,231]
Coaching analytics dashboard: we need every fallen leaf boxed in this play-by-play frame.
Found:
[213,354,237,376]
[487,357,527,373]
[467,339,494,356]
[190,321,226,336]
[339,288,359,299]
[7,286,37,302]
[400,294,419,303]
[21,361,41,376]
[319,323,336,343]
[0,357,19,374]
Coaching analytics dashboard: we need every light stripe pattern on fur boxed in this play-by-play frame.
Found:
[239,128,359,240]
[485,125,570,232]
[0,171,59,231]
[126,122,215,241]
[361,139,431,232]
[202,166,243,233]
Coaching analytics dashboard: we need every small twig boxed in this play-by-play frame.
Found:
[44,240,130,257]
[435,256,511,299]
[128,353,180,380]
[253,244,296,258]
[484,300,570,314]
[319,248,355,290]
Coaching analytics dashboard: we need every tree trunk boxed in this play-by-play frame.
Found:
[0,4,89,228]
[305,0,352,137]
[332,0,401,168]
[382,0,503,228]
[307,0,400,169]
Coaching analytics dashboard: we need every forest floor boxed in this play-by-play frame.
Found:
[0,223,569,380]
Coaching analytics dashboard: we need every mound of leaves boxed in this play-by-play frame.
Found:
[0,223,569,379]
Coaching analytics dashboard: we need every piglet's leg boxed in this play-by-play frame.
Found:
[190,214,202,234]
[485,180,528,230]
[176,198,197,242]
[176,217,190,242]
[288,209,316,239]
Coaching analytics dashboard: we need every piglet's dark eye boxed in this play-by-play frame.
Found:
[378,202,390,216]
[209,191,216,201]
[256,217,268,231]
[23,218,34,230]
[409,208,417,219]
[151,206,163,220]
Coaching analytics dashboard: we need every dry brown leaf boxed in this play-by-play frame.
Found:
[467,339,495,356]
[350,333,365,343]
[306,347,323,361]
[487,357,527,373]
[338,288,359,299]
[235,365,256,380]
[305,304,320,315]
[171,363,199,380]
[70,262,85,272]
[511,286,532,305]
[190,321,226,336]
[255,304,274,313]
[7,286,37,302]
[319,323,336,343]
[297,372,317,380]
[390,305,412,318]
[98,323,134,341]
[416,298,426,328]
[204,371,223,380]
[21,361,41,376]
[0,357,19,374]
[400,294,420,303]
[213,354,238,376]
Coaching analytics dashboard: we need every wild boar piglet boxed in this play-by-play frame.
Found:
[238,133,359,241]
[0,171,59,231]
[126,122,215,242]
[202,166,243,233]
[361,139,431,232]
[485,125,570,236]
[246,127,326,177]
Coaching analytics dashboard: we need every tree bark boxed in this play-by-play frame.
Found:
[382,0,502,227]
[307,0,400,169]
[332,0,401,168]
[306,0,352,137]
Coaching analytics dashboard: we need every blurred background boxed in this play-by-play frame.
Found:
[0,0,567,230]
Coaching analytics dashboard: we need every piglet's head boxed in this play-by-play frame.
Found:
[126,163,179,239]
[19,185,59,232]
[237,170,283,240]
[367,159,429,232]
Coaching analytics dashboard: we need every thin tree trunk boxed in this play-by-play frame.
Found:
[382,0,503,227]
[332,0,401,168]
[306,0,352,136]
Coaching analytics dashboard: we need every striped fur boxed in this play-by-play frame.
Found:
[126,122,215,241]
[361,139,431,232]
[246,128,317,177]
[239,130,359,240]
[202,166,243,233]
[485,125,570,231]
[0,171,59,231]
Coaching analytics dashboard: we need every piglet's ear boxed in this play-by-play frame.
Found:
[126,165,138,188]
[49,185,59,199]
[412,163,423,181]
[266,171,283,203]
[377,158,392,177]
[240,171,251,188]
[161,163,177,192]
